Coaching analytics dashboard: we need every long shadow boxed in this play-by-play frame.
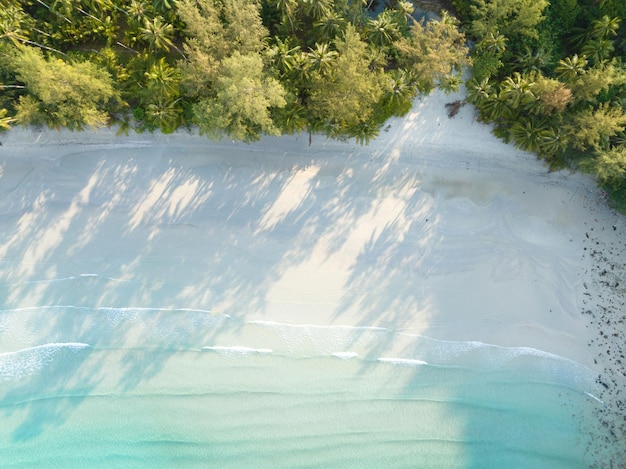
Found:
[1,89,561,464]
[1,129,414,444]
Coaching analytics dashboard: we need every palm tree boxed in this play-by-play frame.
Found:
[85,0,115,15]
[366,14,399,48]
[0,4,68,54]
[152,0,176,13]
[466,77,494,107]
[0,5,30,47]
[439,74,463,93]
[500,73,536,110]
[0,108,15,130]
[366,44,388,70]
[350,118,380,145]
[539,127,568,158]
[139,16,174,52]
[510,118,544,153]
[314,11,346,41]
[127,0,150,26]
[144,97,181,132]
[555,55,588,82]
[49,0,74,23]
[590,15,620,40]
[306,42,338,76]
[268,37,301,76]
[393,1,415,29]
[481,92,513,122]
[478,31,507,55]
[381,69,416,115]
[581,39,614,65]
[145,57,180,97]
[290,52,313,87]
[569,16,620,51]
[515,47,550,72]
[343,0,368,27]
[273,100,308,134]
[272,0,298,35]
[302,0,331,21]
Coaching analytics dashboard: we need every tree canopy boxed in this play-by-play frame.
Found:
[454,0,626,210]
[0,0,469,141]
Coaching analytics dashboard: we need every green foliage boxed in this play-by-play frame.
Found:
[193,52,286,142]
[145,57,180,98]
[0,0,468,144]
[471,49,503,81]
[380,69,417,117]
[581,146,626,185]
[532,74,572,115]
[554,54,588,82]
[10,46,118,130]
[455,0,626,207]
[601,178,626,214]
[307,25,384,135]
[465,0,548,42]
[138,16,174,52]
[0,108,15,130]
[0,4,33,47]
[396,12,470,93]
[272,93,307,134]
[570,64,619,104]
[568,103,626,151]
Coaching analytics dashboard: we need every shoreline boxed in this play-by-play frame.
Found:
[1,87,625,461]
[1,89,622,365]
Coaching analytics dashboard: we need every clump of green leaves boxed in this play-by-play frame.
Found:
[0,0,469,142]
[456,0,626,212]
[9,46,119,130]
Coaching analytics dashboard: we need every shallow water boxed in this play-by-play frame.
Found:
[0,306,603,468]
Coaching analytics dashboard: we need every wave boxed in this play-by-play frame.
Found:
[249,320,388,332]
[396,336,596,382]
[245,320,597,392]
[0,273,133,287]
[331,352,358,360]
[0,310,598,394]
[377,357,428,366]
[0,306,229,330]
[0,343,89,381]
[0,305,218,315]
[202,346,273,355]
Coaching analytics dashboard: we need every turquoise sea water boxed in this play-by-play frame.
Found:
[0,306,603,468]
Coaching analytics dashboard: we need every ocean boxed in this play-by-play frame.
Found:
[0,305,603,468]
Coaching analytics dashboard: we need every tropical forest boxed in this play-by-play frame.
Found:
[0,0,625,209]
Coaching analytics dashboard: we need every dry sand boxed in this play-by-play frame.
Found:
[1,87,625,456]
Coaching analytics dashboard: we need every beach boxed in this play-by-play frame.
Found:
[1,87,624,466]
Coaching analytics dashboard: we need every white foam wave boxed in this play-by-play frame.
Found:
[0,305,224,318]
[396,333,594,371]
[1,273,127,286]
[331,352,358,360]
[378,357,428,366]
[202,346,273,355]
[0,343,89,381]
[584,392,605,405]
[249,320,388,332]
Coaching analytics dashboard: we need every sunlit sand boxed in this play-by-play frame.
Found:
[1,87,624,466]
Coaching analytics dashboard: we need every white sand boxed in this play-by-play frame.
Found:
[1,87,624,374]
